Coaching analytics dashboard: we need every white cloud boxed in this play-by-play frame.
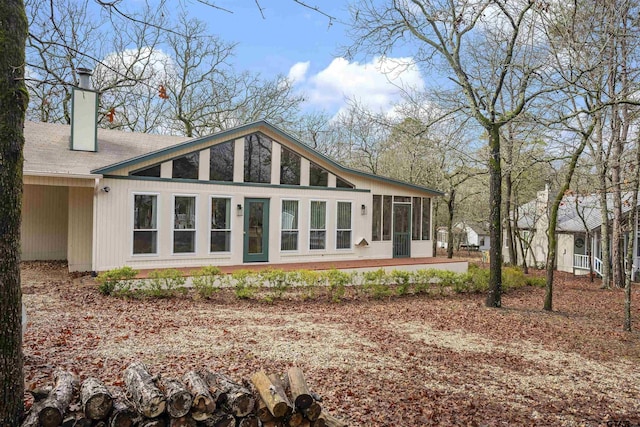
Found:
[288,61,310,84]
[290,56,425,114]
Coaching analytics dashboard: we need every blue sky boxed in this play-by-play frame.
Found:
[186,1,426,116]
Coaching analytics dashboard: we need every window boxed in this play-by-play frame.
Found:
[244,134,272,183]
[210,141,234,182]
[281,200,299,251]
[309,163,328,187]
[383,195,392,241]
[336,201,352,249]
[421,197,431,240]
[210,197,231,252]
[310,201,326,250]
[480,237,486,247]
[412,197,422,240]
[131,164,160,177]
[174,196,196,253]
[172,152,199,179]
[372,195,382,241]
[133,194,157,254]
[395,196,411,203]
[336,177,354,189]
[280,147,301,185]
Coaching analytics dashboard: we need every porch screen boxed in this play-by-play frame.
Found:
[310,200,326,250]
[133,194,157,254]
[211,198,231,252]
[174,196,196,253]
[372,195,382,241]
[412,197,422,240]
[281,200,299,251]
[421,197,431,240]
[336,201,352,249]
[383,195,392,241]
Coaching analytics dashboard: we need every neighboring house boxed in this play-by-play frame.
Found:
[436,222,490,251]
[21,79,447,273]
[505,185,637,277]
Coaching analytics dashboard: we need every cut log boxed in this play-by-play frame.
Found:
[302,402,322,422]
[61,413,92,427]
[287,368,313,410]
[168,415,197,427]
[182,371,215,420]
[139,418,166,427]
[250,371,290,418]
[237,415,259,427]
[109,394,138,427]
[256,398,275,423]
[80,377,113,420]
[38,370,77,427]
[124,362,166,418]
[199,412,235,427]
[267,374,294,417]
[159,378,193,418]
[201,371,255,417]
[285,412,304,427]
[316,412,346,427]
[309,419,325,427]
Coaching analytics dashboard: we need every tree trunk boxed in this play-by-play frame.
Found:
[201,371,254,417]
[286,368,313,410]
[486,125,503,308]
[0,1,28,426]
[38,371,77,427]
[124,362,166,419]
[250,371,290,419]
[446,189,455,259]
[182,371,215,421]
[80,377,113,420]
[159,378,193,419]
[504,170,518,265]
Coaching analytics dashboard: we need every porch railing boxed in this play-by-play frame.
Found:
[573,254,603,276]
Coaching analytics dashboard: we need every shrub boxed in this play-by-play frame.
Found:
[362,269,391,299]
[297,270,321,300]
[323,269,350,303]
[261,268,290,301]
[502,266,527,290]
[391,270,412,296]
[96,266,138,296]
[411,269,436,294]
[232,269,257,299]
[526,276,546,288]
[144,269,187,297]
[192,266,222,299]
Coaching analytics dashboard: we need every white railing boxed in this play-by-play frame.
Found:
[573,254,603,276]
[573,254,590,270]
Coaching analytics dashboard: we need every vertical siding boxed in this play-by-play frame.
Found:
[67,187,94,272]
[21,185,68,260]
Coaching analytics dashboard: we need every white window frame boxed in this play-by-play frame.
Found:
[309,199,327,251]
[132,192,160,257]
[209,196,232,254]
[336,200,353,250]
[172,193,198,255]
[280,198,300,252]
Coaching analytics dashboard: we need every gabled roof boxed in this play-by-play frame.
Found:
[23,120,443,196]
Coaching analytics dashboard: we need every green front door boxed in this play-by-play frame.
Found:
[244,198,269,262]
[393,203,411,258]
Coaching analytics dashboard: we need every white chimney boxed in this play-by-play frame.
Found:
[71,67,98,152]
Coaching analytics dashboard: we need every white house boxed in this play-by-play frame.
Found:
[19,77,461,274]
[436,222,490,251]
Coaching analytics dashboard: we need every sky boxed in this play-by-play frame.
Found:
[185,0,426,116]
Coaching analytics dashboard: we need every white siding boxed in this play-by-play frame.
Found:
[21,185,68,260]
[67,187,93,271]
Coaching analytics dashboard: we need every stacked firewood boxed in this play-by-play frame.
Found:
[21,363,346,427]
[250,368,344,427]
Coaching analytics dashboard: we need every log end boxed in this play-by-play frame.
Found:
[294,394,314,410]
[39,406,63,427]
[230,394,256,417]
[86,393,113,420]
[272,401,290,419]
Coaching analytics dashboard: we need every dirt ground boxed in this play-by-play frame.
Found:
[21,261,640,426]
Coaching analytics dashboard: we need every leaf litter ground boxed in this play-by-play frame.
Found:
[21,262,640,426]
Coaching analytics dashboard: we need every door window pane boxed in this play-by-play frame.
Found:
[210,141,234,182]
[211,198,231,252]
[244,134,272,183]
[336,201,352,249]
[133,194,157,254]
[248,201,265,254]
[383,195,392,241]
[309,163,328,187]
[372,195,382,241]
[412,197,421,240]
[281,200,299,251]
[172,152,199,179]
[310,200,326,250]
[280,147,301,185]
[422,197,431,240]
[174,196,196,253]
